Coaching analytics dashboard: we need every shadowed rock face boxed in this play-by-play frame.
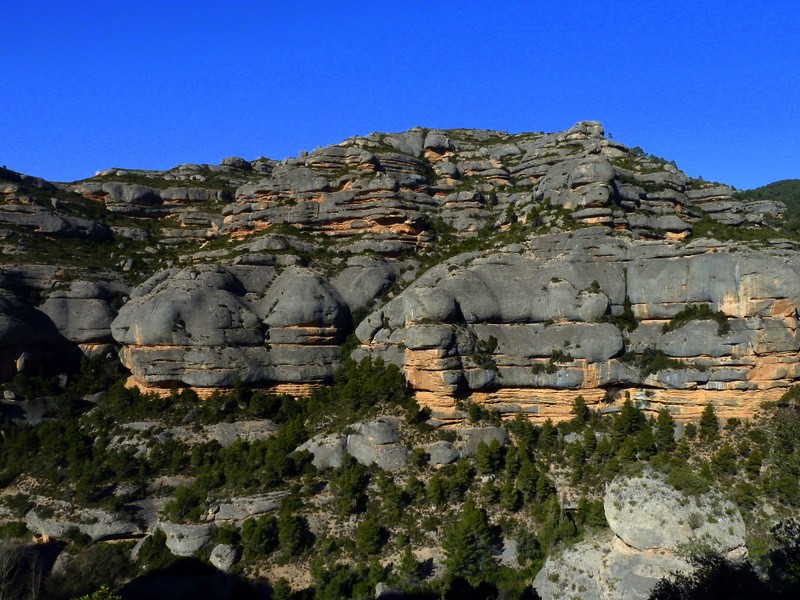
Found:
[355,228,800,422]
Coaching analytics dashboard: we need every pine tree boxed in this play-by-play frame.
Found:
[516,458,537,502]
[442,498,497,586]
[582,428,597,456]
[699,404,719,440]
[500,477,521,511]
[397,545,419,584]
[635,425,656,459]
[655,409,677,453]
[538,418,558,451]
[277,509,306,557]
[571,395,591,424]
[616,399,646,438]
[355,515,384,555]
[476,439,504,474]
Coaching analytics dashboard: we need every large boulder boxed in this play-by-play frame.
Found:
[534,471,746,600]
[604,472,745,553]
[158,521,213,557]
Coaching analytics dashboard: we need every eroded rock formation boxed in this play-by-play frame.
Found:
[533,471,746,600]
[355,228,800,422]
[1,122,798,422]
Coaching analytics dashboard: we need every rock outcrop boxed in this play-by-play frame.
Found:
[356,228,800,421]
[110,263,350,388]
[298,417,409,471]
[533,471,746,600]
[3,122,799,423]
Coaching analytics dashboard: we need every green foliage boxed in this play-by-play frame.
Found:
[699,404,720,440]
[442,498,498,586]
[74,584,123,600]
[712,445,738,476]
[475,439,505,475]
[330,456,370,515]
[607,295,639,332]
[571,395,591,423]
[307,357,413,429]
[397,545,421,584]
[655,409,677,453]
[470,335,500,373]
[240,515,278,561]
[667,465,710,495]
[662,303,730,336]
[615,400,646,438]
[354,515,386,555]
[277,508,310,557]
[163,484,207,522]
[735,179,800,235]
[621,347,685,376]
[138,530,175,571]
[0,521,29,539]
[690,214,792,244]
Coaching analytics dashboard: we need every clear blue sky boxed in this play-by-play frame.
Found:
[2,1,798,189]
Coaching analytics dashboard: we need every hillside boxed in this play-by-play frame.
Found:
[1,122,800,599]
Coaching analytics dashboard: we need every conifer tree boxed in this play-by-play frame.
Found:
[442,498,497,586]
[699,404,719,440]
[571,395,591,423]
[655,409,677,453]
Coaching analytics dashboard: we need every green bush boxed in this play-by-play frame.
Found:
[662,304,730,336]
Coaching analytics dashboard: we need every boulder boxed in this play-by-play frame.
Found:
[534,471,746,600]
[214,492,290,522]
[457,427,507,457]
[209,543,239,571]
[534,533,693,600]
[26,506,143,541]
[296,434,347,469]
[604,472,745,553]
[112,265,349,389]
[158,521,213,557]
[425,441,460,465]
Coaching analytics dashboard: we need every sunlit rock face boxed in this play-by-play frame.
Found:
[355,228,800,422]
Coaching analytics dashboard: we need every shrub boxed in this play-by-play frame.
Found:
[662,304,730,336]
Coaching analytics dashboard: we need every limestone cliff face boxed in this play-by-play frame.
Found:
[218,121,780,252]
[354,228,800,421]
[111,264,350,388]
[1,123,798,421]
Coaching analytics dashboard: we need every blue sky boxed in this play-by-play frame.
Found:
[2,1,798,189]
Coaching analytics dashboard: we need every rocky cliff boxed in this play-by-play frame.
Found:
[0,122,797,422]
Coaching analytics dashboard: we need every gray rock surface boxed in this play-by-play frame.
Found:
[346,417,408,471]
[534,471,746,600]
[111,264,348,387]
[425,441,460,465]
[213,491,290,522]
[158,521,213,557]
[534,533,693,600]
[604,472,745,553]
[26,506,143,541]
[40,281,119,345]
[209,543,239,571]
[457,427,508,456]
[296,433,348,469]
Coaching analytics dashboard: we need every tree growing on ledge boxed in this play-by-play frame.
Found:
[700,404,719,441]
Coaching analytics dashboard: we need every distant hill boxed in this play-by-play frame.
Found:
[736,179,800,231]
